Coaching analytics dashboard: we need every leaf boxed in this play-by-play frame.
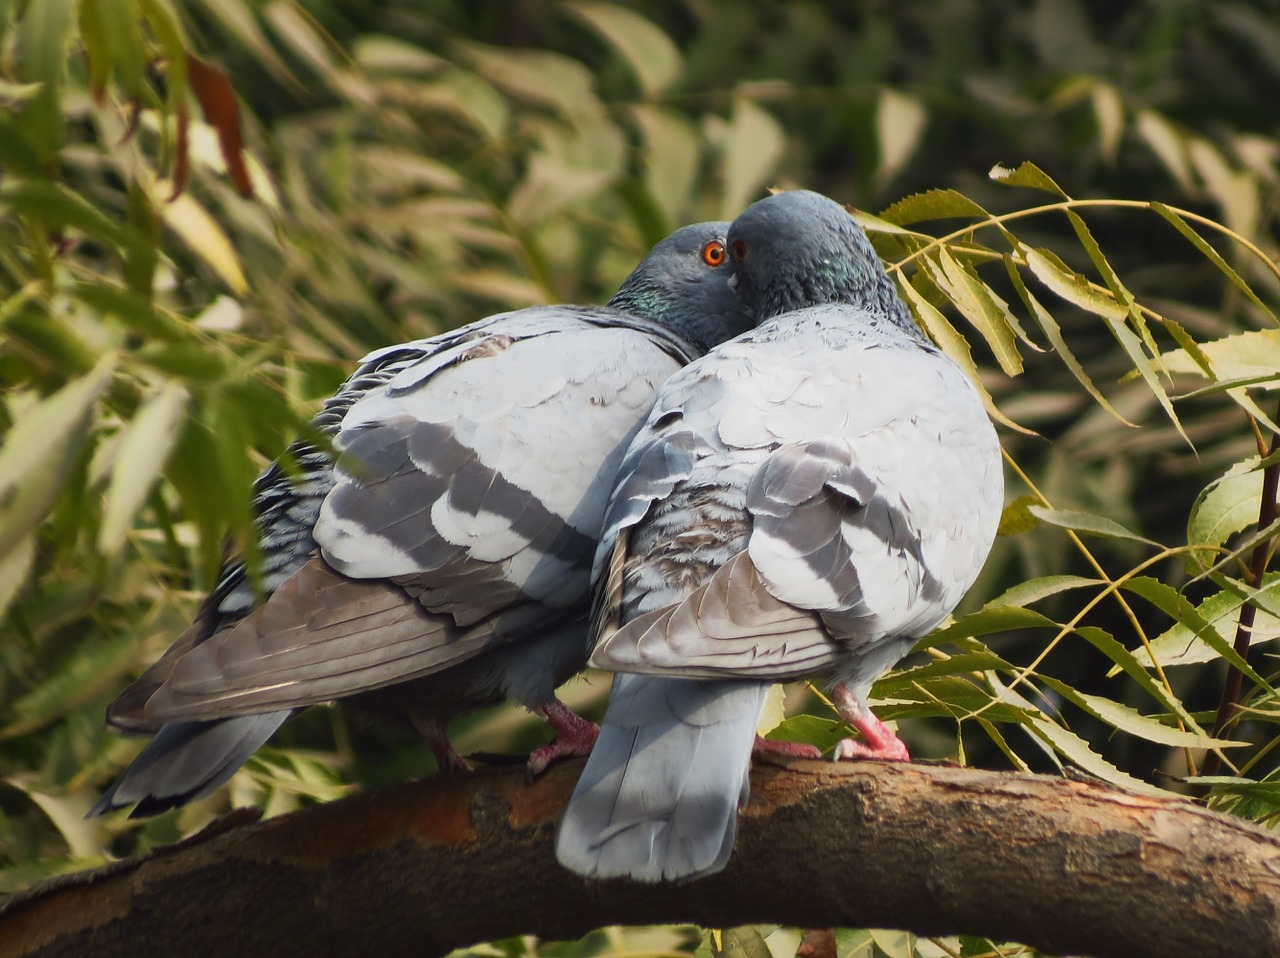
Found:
[1135,574,1280,670]
[1189,459,1265,550]
[565,2,680,96]
[1091,82,1124,162]
[0,532,35,622]
[1038,677,1241,750]
[98,381,189,553]
[1022,244,1185,440]
[1158,328,1280,387]
[766,714,847,754]
[720,98,783,220]
[187,55,254,197]
[159,190,248,294]
[0,355,116,558]
[1136,110,1193,192]
[930,249,1023,375]
[630,105,700,229]
[1027,505,1158,545]
[715,927,774,958]
[1004,255,1131,424]
[878,189,988,226]
[1187,138,1259,239]
[990,677,1171,796]
[15,0,77,160]
[875,87,927,187]
[756,684,786,736]
[1122,576,1271,689]
[988,161,1069,198]
[0,631,138,739]
[921,605,1059,650]
[997,494,1042,536]
[0,180,131,249]
[988,575,1103,608]
[1022,246,1125,321]
[1151,204,1277,323]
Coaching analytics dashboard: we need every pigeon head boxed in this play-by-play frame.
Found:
[609,222,756,351]
[726,190,918,335]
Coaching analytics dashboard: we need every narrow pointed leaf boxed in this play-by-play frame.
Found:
[1027,505,1158,545]
[98,381,189,553]
[878,189,988,226]
[564,3,680,96]
[988,161,1069,198]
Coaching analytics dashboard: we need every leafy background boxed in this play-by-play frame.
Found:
[2,1,1279,956]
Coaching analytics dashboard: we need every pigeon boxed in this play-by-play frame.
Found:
[555,190,1003,882]
[90,221,754,818]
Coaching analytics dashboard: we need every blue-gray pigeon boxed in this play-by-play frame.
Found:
[555,190,1003,882]
[90,222,753,818]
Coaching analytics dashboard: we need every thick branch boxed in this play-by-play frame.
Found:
[3,760,1279,958]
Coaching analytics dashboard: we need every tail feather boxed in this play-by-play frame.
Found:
[556,675,768,882]
[89,712,289,819]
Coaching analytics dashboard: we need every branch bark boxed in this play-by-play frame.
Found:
[3,760,1279,958]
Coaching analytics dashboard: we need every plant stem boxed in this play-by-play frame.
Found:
[1201,397,1280,779]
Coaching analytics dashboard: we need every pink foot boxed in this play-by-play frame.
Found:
[753,735,822,760]
[526,699,600,777]
[832,684,911,762]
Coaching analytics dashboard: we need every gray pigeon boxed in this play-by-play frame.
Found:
[555,190,1003,882]
[90,222,753,818]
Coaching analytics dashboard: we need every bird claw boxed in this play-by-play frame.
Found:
[832,735,910,762]
[526,700,600,779]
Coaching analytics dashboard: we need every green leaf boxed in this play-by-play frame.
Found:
[930,249,1023,375]
[1075,625,1202,729]
[1122,576,1271,689]
[0,180,132,249]
[1158,328,1280,386]
[988,161,1070,198]
[0,631,138,739]
[1027,505,1157,545]
[997,494,1042,536]
[720,98,783,220]
[921,605,1058,649]
[1151,203,1277,324]
[630,105,700,229]
[0,531,36,622]
[564,3,681,96]
[1189,459,1265,551]
[1022,246,1125,321]
[766,714,847,754]
[1136,110,1194,192]
[1136,574,1280,670]
[1004,254,1131,424]
[98,381,189,553]
[0,354,116,558]
[1038,676,1241,750]
[875,87,927,187]
[988,574,1103,608]
[878,188,988,225]
[15,0,77,160]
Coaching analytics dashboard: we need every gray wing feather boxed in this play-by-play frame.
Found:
[88,713,288,818]
[555,675,769,882]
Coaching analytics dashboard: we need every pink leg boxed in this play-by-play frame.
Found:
[831,684,910,762]
[410,713,472,776]
[526,699,600,776]
[753,735,821,760]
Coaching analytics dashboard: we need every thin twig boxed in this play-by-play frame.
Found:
[1201,396,1280,778]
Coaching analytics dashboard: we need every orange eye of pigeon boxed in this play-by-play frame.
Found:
[701,240,726,266]
[731,240,747,261]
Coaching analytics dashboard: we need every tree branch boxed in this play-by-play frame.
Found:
[3,760,1279,958]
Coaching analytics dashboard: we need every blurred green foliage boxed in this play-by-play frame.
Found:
[2,1,1279,955]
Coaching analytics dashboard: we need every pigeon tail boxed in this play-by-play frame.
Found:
[555,675,769,882]
[88,712,288,818]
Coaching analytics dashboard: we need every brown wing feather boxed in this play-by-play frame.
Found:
[589,551,842,679]
[140,557,518,723]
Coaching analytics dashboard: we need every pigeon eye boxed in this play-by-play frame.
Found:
[731,240,747,261]
[701,240,726,266]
